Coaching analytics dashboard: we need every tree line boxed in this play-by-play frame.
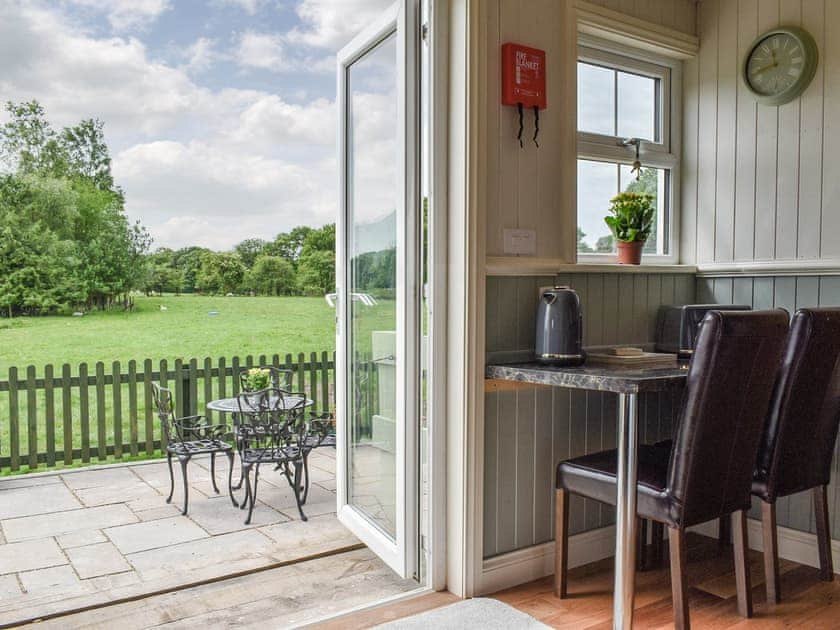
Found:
[143,224,336,297]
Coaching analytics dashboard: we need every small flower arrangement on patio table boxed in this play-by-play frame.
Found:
[243,367,272,391]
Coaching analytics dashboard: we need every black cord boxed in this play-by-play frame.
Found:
[517,102,524,148]
[533,106,540,148]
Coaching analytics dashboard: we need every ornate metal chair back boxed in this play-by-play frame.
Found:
[151,383,179,444]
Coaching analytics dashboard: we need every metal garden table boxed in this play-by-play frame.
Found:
[485,360,688,630]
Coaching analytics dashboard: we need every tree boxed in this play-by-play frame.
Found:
[267,226,313,262]
[245,255,296,295]
[297,249,335,296]
[0,101,66,176]
[196,251,246,294]
[234,238,268,268]
[62,118,116,193]
[577,227,594,253]
[595,234,614,253]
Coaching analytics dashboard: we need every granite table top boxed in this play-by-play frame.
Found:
[485,360,689,394]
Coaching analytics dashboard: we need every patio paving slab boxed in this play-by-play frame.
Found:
[105,516,208,554]
[0,475,63,490]
[258,514,359,556]
[2,504,138,542]
[62,467,139,490]
[126,529,276,581]
[18,565,91,597]
[67,542,133,579]
[74,480,161,508]
[0,539,66,574]
[0,574,22,598]
[185,495,288,535]
[57,529,108,549]
[0,483,82,519]
[134,505,181,521]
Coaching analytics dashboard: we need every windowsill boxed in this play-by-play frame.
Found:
[485,256,697,276]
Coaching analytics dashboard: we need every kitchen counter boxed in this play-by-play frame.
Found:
[485,360,689,394]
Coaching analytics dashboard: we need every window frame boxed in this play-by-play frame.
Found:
[576,36,682,264]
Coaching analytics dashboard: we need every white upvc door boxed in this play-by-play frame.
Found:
[336,0,420,580]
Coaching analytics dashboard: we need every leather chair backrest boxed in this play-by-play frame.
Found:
[667,309,789,527]
[756,308,840,500]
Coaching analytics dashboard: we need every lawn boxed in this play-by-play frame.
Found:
[0,295,339,375]
[0,294,395,475]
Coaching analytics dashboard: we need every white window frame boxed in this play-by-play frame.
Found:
[576,35,682,264]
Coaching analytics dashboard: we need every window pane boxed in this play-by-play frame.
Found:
[577,62,615,136]
[617,71,657,141]
[619,165,667,255]
[577,160,617,253]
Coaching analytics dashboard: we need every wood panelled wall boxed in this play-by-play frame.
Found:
[697,274,840,539]
[483,273,695,558]
[482,0,696,261]
[585,0,697,34]
[682,0,840,264]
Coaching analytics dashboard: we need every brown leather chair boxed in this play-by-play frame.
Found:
[750,307,840,603]
[554,310,788,629]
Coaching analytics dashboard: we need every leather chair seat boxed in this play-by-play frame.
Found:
[556,444,680,527]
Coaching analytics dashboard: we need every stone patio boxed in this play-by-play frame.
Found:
[0,448,358,626]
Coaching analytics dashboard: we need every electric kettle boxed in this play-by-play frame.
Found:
[535,286,585,366]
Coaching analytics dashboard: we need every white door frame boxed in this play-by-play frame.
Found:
[336,0,420,580]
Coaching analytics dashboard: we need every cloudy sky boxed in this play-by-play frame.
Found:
[0,0,392,250]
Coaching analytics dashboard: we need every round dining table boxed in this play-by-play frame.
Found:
[206,394,313,414]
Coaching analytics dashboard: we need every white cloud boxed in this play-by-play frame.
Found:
[287,0,393,50]
[64,0,171,31]
[217,0,268,16]
[235,31,285,71]
[182,37,219,74]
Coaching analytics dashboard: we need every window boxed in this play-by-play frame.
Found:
[576,42,680,261]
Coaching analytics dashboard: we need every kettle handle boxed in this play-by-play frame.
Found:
[542,292,557,305]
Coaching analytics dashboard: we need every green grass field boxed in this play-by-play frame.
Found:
[0,295,340,374]
[0,295,395,475]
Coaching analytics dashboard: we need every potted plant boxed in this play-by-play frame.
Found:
[243,367,272,391]
[604,191,655,265]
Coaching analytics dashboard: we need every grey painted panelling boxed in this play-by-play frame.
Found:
[684,0,839,264]
[483,273,695,559]
[696,275,840,539]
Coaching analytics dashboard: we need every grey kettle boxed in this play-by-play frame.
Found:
[535,286,585,366]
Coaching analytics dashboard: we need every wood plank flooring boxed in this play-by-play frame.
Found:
[491,533,840,628]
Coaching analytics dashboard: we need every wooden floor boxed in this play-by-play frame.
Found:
[492,533,840,628]
[324,533,840,629]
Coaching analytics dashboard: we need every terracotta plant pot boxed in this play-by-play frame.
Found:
[616,240,644,265]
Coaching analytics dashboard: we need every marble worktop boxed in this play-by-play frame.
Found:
[485,360,689,394]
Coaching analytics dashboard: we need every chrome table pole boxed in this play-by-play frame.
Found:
[613,392,639,629]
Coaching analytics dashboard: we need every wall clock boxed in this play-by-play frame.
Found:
[742,26,818,106]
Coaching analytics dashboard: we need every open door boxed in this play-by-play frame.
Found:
[336,0,420,579]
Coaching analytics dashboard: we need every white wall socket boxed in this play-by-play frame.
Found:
[503,228,537,255]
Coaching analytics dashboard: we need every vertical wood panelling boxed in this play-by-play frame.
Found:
[483,273,695,558]
[684,0,840,265]
[821,0,840,257]
[595,0,696,34]
[714,0,738,262]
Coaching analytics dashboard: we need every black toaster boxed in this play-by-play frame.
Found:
[655,304,752,357]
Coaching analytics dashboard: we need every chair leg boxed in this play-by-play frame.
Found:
[733,510,753,618]
[226,451,238,507]
[637,518,648,571]
[178,455,190,515]
[240,463,251,511]
[718,515,731,547]
[652,522,664,567]
[246,463,259,525]
[554,488,569,598]
[300,453,311,505]
[668,526,690,630]
[165,452,175,504]
[814,485,834,581]
[210,452,220,494]
[761,501,780,604]
[292,460,308,521]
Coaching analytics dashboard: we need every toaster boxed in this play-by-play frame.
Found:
[655,304,752,357]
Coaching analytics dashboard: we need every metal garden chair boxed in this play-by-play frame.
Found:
[151,383,236,515]
[233,388,320,523]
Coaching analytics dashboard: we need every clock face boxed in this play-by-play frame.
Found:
[743,27,818,105]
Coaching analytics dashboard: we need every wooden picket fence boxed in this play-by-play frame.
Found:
[0,352,362,475]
